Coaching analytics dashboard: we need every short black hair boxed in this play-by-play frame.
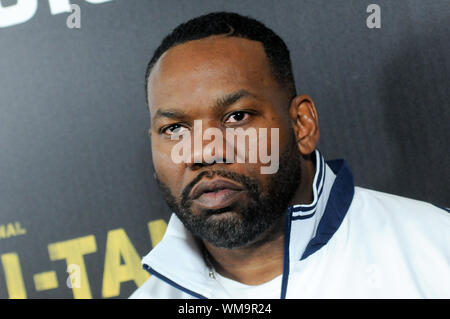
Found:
[145,11,296,100]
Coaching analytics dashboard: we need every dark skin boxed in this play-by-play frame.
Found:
[147,35,320,285]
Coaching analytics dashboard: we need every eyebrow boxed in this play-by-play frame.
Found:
[213,89,257,111]
[152,109,186,127]
[151,89,257,126]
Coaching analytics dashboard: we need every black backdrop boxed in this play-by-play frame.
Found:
[0,0,448,299]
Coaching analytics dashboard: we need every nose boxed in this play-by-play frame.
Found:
[186,120,231,169]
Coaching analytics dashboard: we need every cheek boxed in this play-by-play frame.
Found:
[248,116,289,173]
[269,115,294,152]
[152,145,174,169]
[151,140,185,193]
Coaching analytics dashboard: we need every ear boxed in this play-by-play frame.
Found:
[289,94,320,155]
[148,128,152,138]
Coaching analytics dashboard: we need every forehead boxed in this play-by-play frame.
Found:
[147,36,279,114]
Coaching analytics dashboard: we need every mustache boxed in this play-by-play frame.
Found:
[180,169,260,208]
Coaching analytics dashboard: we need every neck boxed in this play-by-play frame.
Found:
[202,215,285,285]
[288,153,316,206]
[203,155,316,285]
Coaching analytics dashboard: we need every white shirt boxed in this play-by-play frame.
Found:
[213,272,282,299]
[130,149,450,299]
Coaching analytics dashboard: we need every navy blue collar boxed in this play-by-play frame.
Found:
[279,158,355,298]
[300,159,355,259]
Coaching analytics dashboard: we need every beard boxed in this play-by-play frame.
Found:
[154,131,303,249]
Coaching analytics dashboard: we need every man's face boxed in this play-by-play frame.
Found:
[147,36,303,249]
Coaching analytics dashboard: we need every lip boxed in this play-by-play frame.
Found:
[190,178,244,200]
[189,178,246,209]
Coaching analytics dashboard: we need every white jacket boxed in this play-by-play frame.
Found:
[130,150,450,299]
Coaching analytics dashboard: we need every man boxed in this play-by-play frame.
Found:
[130,12,449,298]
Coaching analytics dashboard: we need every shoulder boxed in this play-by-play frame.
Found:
[129,275,192,299]
[128,279,153,299]
[328,187,450,296]
[342,186,450,257]
[351,186,449,224]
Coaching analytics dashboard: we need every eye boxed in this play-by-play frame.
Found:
[224,111,251,124]
[161,124,188,137]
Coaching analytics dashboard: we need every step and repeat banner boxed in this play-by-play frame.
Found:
[0,0,448,298]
